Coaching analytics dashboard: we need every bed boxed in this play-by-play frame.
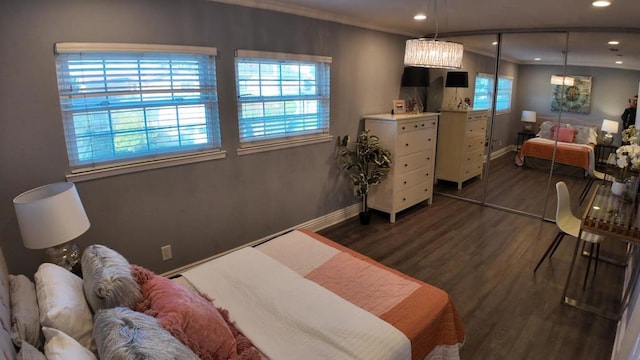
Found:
[0,229,465,360]
[515,117,599,176]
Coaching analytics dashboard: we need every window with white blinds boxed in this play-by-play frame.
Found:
[472,73,513,113]
[54,43,222,174]
[235,50,331,153]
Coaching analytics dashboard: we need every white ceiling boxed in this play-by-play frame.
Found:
[212,0,640,70]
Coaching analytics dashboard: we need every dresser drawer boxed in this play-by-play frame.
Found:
[397,118,437,134]
[464,148,484,164]
[395,150,434,174]
[394,166,432,190]
[394,181,431,206]
[464,160,483,178]
[466,118,487,136]
[464,135,485,152]
[396,127,436,156]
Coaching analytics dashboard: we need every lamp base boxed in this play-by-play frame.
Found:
[45,241,81,275]
[523,123,535,133]
[603,133,614,145]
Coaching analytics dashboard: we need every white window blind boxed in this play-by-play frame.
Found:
[235,50,331,148]
[472,73,513,112]
[55,43,221,172]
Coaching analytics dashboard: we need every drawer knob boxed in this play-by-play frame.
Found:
[403,181,407,185]
[414,124,418,128]
[402,197,406,201]
[405,143,409,147]
[404,164,408,167]
[428,138,432,142]
[421,123,425,127]
[402,126,406,130]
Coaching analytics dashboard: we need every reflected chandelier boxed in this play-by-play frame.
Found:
[404,0,463,69]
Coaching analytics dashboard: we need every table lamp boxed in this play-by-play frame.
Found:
[13,182,90,273]
[401,66,430,113]
[601,119,619,145]
[445,71,468,110]
[521,110,537,133]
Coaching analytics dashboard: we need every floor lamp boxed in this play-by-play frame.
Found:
[13,182,90,274]
[445,71,469,110]
[401,66,430,113]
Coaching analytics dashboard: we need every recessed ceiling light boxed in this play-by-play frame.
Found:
[534,58,541,61]
[608,40,620,45]
[491,41,498,46]
[592,0,611,7]
[616,60,623,64]
[413,13,427,21]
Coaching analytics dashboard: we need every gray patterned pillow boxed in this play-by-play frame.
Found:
[17,341,46,360]
[81,245,142,312]
[93,307,200,360]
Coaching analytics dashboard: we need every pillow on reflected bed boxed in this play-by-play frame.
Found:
[93,307,199,360]
[9,274,42,349]
[81,244,142,312]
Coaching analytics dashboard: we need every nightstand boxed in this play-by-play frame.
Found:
[595,143,617,171]
[516,131,535,151]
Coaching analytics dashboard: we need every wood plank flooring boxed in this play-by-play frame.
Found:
[319,153,624,360]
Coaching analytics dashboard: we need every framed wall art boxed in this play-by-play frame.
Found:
[550,75,592,114]
[393,100,406,114]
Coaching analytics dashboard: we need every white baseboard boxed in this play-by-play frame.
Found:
[162,202,361,277]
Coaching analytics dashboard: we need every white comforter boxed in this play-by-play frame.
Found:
[181,247,411,360]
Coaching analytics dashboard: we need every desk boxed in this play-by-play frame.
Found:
[561,183,640,320]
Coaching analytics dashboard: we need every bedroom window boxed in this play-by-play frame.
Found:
[54,43,223,181]
[235,50,332,155]
[472,73,513,113]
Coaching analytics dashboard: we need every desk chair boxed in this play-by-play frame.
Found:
[534,181,602,289]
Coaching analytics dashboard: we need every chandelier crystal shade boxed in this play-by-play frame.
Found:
[404,39,464,69]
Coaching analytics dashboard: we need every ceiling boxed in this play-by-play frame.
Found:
[212,0,640,70]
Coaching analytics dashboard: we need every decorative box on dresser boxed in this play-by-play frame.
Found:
[436,109,488,189]
[364,112,439,223]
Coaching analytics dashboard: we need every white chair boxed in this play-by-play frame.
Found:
[534,181,602,289]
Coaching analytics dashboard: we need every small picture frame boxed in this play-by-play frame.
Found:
[393,100,406,114]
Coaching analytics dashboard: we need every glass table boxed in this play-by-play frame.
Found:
[561,183,640,320]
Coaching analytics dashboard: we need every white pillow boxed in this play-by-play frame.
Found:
[42,327,96,360]
[9,274,42,348]
[34,263,94,351]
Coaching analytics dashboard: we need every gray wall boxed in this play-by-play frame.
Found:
[0,0,407,275]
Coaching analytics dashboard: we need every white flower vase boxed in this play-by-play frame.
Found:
[611,180,627,196]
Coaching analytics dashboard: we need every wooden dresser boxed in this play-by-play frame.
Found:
[364,112,439,223]
[435,109,488,189]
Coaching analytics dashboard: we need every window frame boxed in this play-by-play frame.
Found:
[234,50,332,156]
[54,42,225,182]
[472,73,514,114]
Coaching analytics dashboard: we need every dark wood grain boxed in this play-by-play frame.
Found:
[320,153,623,360]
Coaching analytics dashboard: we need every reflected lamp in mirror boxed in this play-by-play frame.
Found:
[601,119,619,145]
[550,75,575,86]
[401,67,430,113]
[13,182,90,274]
[445,71,469,110]
[521,110,537,133]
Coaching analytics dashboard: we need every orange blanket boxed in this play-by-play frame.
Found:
[517,137,593,170]
[260,229,465,360]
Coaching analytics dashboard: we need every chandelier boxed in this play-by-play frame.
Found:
[404,39,463,69]
[404,0,463,69]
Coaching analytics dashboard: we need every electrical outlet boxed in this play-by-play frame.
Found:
[161,245,172,261]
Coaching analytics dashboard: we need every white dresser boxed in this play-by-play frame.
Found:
[435,109,488,189]
[364,112,438,223]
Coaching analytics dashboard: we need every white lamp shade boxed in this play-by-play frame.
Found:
[601,119,619,133]
[521,110,537,123]
[13,182,90,249]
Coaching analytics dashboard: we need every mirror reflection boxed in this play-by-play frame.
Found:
[429,31,640,220]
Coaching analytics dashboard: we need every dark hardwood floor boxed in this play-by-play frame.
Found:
[319,153,624,360]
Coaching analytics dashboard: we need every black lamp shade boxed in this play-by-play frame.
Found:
[401,67,430,87]
[445,71,469,88]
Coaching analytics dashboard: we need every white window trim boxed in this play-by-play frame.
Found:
[55,42,223,181]
[474,73,513,114]
[66,150,226,182]
[235,49,331,155]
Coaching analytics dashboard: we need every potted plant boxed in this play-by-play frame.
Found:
[336,130,392,224]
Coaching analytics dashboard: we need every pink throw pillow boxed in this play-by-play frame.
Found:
[552,126,577,143]
[131,265,238,360]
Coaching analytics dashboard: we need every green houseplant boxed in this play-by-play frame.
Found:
[336,130,392,224]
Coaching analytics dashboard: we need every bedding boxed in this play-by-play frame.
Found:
[0,230,465,360]
[182,229,465,360]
